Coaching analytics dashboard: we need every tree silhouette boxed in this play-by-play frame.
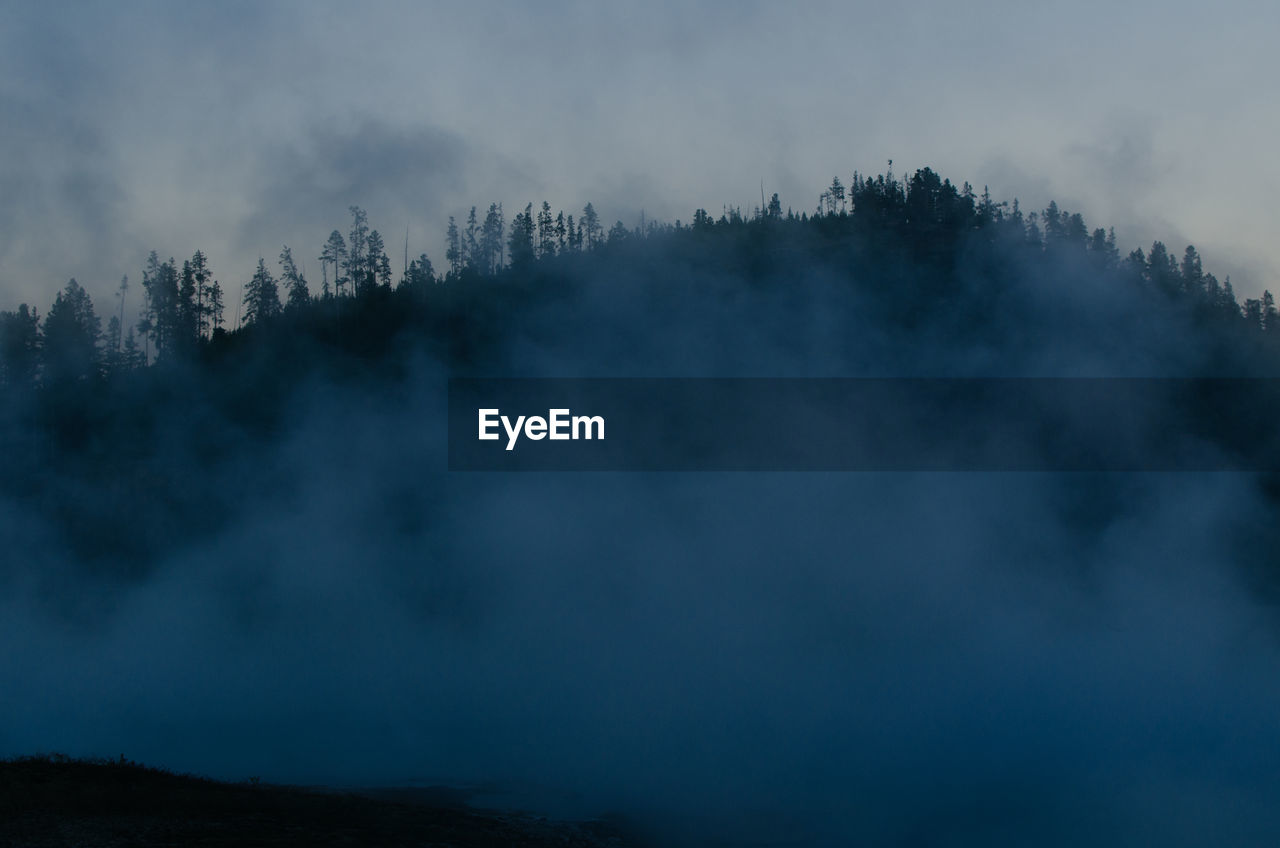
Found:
[243,258,281,326]
[279,245,310,310]
[0,304,40,386]
[320,230,349,299]
[42,278,101,384]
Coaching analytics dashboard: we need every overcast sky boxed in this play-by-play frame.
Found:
[2,1,1277,313]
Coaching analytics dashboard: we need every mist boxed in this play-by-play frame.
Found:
[6,206,1280,846]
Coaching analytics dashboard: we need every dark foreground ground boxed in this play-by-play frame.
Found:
[0,757,635,847]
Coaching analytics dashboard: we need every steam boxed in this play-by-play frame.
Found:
[4,232,1280,846]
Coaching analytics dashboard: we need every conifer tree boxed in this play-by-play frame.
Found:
[141,252,180,359]
[320,230,349,298]
[43,278,101,383]
[243,258,281,326]
[345,206,370,292]
[279,245,310,309]
[0,304,40,386]
[445,216,462,279]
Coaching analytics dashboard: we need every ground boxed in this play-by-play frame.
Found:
[0,756,636,847]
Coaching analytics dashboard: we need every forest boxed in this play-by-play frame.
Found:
[7,164,1280,845]
[3,164,1274,391]
[2,164,1279,580]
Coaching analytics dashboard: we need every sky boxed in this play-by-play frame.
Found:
[8,8,1280,840]
[2,0,1278,314]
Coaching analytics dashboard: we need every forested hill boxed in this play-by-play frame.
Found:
[2,165,1275,389]
[1,165,1278,583]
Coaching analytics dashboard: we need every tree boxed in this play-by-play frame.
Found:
[0,304,40,386]
[766,192,782,219]
[206,279,225,335]
[365,229,390,291]
[481,203,505,274]
[1088,228,1119,269]
[566,214,579,252]
[141,252,180,360]
[1180,245,1204,297]
[114,274,129,350]
[122,325,144,369]
[508,204,535,268]
[1063,212,1088,248]
[1147,241,1179,296]
[1245,297,1263,331]
[1220,277,1240,322]
[1042,200,1064,246]
[103,315,123,374]
[445,216,462,278]
[175,259,202,354]
[279,245,310,310]
[404,252,435,292]
[1124,246,1147,281]
[190,251,215,340]
[1024,211,1042,249]
[43,278,101,383]
[463,207,480,273]
[320,230,349,298]
[828,176,846,214]
[537,201,555,258]
[976,186,1000,228]
[345,206,370,292]
[581,202,602,250]
[243,258,281,326]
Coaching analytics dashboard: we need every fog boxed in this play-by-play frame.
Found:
[3,1,1280,312]
[6,225,1280,845]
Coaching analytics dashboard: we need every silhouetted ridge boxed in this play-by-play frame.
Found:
[0,164,1276,578]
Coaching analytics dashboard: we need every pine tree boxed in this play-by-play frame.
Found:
[1148,241,1179,296]
[1221,276,1239,322]
[345,206,370,292]
[141,252,180,359]
[828,176,846,214]
[1042,200,1064,246]
[566,214,579,252]
[365,229,390,291]
[0,304,40,386]
[104,315,122,374]
[404,253,435,291]
[206,280,225,335]
[279,245,310,309]
[243,258,281,326]
[43,278,101,383]
[191,251,214,339]
[581,202,602,250]
[537,201,555,259]
[1180,245,1204,297]
[508,204,535,267]
[114,274,129,350]
[481,203,505,273]
[1245,297,1263,330]
[463,207,480,273]
[122,325,143,369]
[177,258,200,352]
[320,230,349,298]
[445,216,462,279]
[767,193,782,219]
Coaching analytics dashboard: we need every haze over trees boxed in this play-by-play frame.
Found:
[0,163,1277,570]
[5,164,1269,392]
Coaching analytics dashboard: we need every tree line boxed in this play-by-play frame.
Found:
[1,165,1275,390]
